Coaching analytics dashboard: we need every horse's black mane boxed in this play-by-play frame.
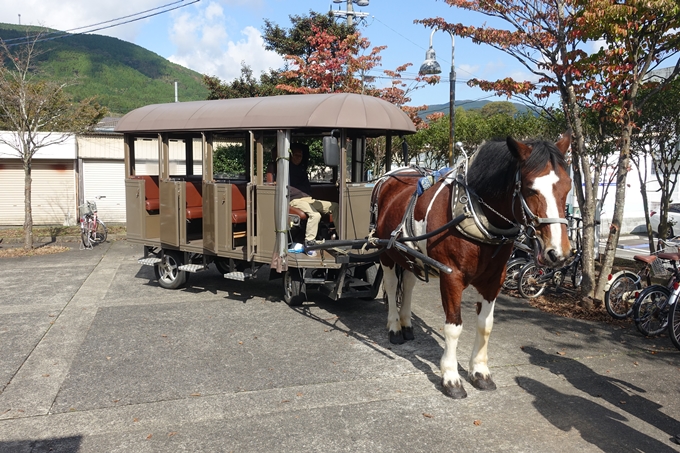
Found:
[466,138,567,199]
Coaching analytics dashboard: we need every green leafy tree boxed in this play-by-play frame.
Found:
[204,63,284,100]
[0,34,107,250]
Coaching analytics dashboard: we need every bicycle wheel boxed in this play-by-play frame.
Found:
[669,299,680,351]
[518,262,548,298]
[80,226,91,248]
[503,258,527,290]
[633,285,670,336]
[92,219,108,244]
[604,273,640,319]
[571,258,583,288]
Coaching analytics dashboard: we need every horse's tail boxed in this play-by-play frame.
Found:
[395,264,404,307]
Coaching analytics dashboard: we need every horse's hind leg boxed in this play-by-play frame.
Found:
[382,263,404,344]
[440,275,467,399]
[399,269,417,340]
[468,288,497,391]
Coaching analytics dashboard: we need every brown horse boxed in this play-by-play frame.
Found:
[372,133,572,398]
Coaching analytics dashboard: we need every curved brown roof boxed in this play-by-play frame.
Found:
[114,93,416,135]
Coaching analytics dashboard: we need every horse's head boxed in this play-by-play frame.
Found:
[507,132,572,268]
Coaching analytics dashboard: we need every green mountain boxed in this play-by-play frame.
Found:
[0,24,209,115]
[419,100,531,119]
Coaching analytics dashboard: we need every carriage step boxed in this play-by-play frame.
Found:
[224,270,254,281]
[178,264,209,273]
[138,257,161,266]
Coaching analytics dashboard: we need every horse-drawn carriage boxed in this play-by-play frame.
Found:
[116,93,415,304]
[117,93,573,398]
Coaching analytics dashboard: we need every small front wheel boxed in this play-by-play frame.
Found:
[604,273,640,319]
[633,285,670,336]
[283,270,306,306]
[155,250,188,289]
[518,262,548,298]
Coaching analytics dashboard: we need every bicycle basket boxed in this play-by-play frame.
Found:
[650,258,670,278]
[79,203,93,217]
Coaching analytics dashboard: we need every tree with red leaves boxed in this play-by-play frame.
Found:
[417,0,680,301]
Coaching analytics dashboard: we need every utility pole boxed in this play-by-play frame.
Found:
[331,0,369,27]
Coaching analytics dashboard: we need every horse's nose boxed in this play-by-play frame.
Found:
[547,249,558,263]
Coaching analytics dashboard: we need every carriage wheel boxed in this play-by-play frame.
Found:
[155,250,188,289]
[518,262,547,298]
[214,258,231,275]
[283,270,306,306]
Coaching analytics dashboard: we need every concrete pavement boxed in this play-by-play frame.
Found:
[0,240,679,452]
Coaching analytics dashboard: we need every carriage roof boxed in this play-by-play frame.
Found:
[114,93,416,136]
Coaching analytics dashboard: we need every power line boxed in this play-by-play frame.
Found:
[5,0,200,47]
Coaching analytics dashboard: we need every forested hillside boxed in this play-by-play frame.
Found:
[0,24,208,115]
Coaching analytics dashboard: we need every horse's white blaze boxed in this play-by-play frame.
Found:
[441,323,464,387]
[531,170,564,256]
[469,289,495,378]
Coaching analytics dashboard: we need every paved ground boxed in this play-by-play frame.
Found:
[0,239,679,452]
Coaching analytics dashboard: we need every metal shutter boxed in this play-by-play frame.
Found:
[0,160,76,225]
[82,160,126,223]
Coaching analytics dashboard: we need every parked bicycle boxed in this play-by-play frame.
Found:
[502,232,533,290]
[604,237,680,320]
[630,251,680,338]
[516,216,583,298]
[79,197,108,249]
[668,284,680,351]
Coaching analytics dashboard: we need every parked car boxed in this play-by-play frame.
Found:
[649,203,680,237]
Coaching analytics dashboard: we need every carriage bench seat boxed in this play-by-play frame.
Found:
[231,183,248,224]
[133,175,160,212]
[288,206,333,224]
[185,181,203,220]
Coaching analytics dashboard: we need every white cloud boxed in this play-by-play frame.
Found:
[167,3,284,80]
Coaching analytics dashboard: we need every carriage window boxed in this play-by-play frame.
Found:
[168,138,202,176]
[214,135,248,181]
[307,138,334,183]
[133,137,159,176]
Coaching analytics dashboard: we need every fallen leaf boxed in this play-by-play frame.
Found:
[146,434,152,440]
[161,334,167,338]
[423,413,433,418]
[281,400,290,403]
[168,432,177,437]
[190,393,201,397]
[113,399,119,403]
[238,341,243,345]
[106,357,111,360]
[296,392,303,397]
[42,374,50,377]
[473,420,482,426]
[133,418,139,422]
[557,351,566,356]
[620,401,627,405]
[633,361,639,367]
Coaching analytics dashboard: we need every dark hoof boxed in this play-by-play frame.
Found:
[402,326,415,341]
[470,372,497,391]
[442,379,467,399]
[389,330,405,344]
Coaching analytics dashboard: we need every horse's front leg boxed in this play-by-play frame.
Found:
[399,269,416,340]
[440,274,467,399]
[468,288,497,391]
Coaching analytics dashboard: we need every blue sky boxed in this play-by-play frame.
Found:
[1,0,538,107]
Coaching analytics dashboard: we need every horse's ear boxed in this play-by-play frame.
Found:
[506,136,532,162]
[554,130,572,155]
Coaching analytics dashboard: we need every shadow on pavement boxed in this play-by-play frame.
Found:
[0,436,83,453]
